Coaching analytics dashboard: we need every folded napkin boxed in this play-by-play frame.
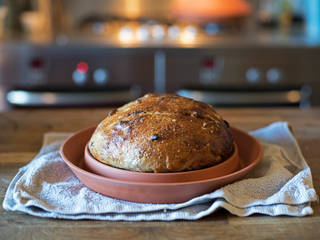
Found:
[2,122,318,220]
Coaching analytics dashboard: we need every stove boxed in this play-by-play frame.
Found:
[0,0,319,109]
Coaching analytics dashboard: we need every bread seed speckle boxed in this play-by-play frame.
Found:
[151,135,159,141]
[191,111,198,117]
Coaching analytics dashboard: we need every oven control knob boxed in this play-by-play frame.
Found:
[246,68,260,84]
[267,68,281,83]
[72,70,87,85]
[93,68,109,85]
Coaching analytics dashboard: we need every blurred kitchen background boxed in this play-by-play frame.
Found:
[0,0,319,110]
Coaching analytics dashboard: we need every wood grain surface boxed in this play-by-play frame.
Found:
[0,107,319,240]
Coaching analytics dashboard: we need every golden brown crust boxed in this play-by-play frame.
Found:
[88,93,234,173]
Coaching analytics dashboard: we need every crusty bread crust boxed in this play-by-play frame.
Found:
[89,93,234,173]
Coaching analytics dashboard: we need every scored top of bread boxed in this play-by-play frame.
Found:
[88,93,234,173]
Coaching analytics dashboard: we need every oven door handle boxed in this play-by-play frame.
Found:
[177,88,310,107]
[6,88,141,106]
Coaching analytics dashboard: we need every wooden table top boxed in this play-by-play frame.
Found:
[0,107,319,240]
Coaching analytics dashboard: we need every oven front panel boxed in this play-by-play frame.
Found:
[1,44,319,107]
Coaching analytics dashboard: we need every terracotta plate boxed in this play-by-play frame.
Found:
[84,141,240,183]
[60,126,263,204]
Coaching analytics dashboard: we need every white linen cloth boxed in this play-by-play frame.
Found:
[2,122,318,220]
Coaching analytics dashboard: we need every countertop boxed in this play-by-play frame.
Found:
[0,107,319,240]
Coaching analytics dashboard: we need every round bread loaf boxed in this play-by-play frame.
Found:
[88,93,234,173]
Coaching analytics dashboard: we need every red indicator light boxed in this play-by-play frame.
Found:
[30,58,44,69]
[77,62,89,74]
[203,59,215,68]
